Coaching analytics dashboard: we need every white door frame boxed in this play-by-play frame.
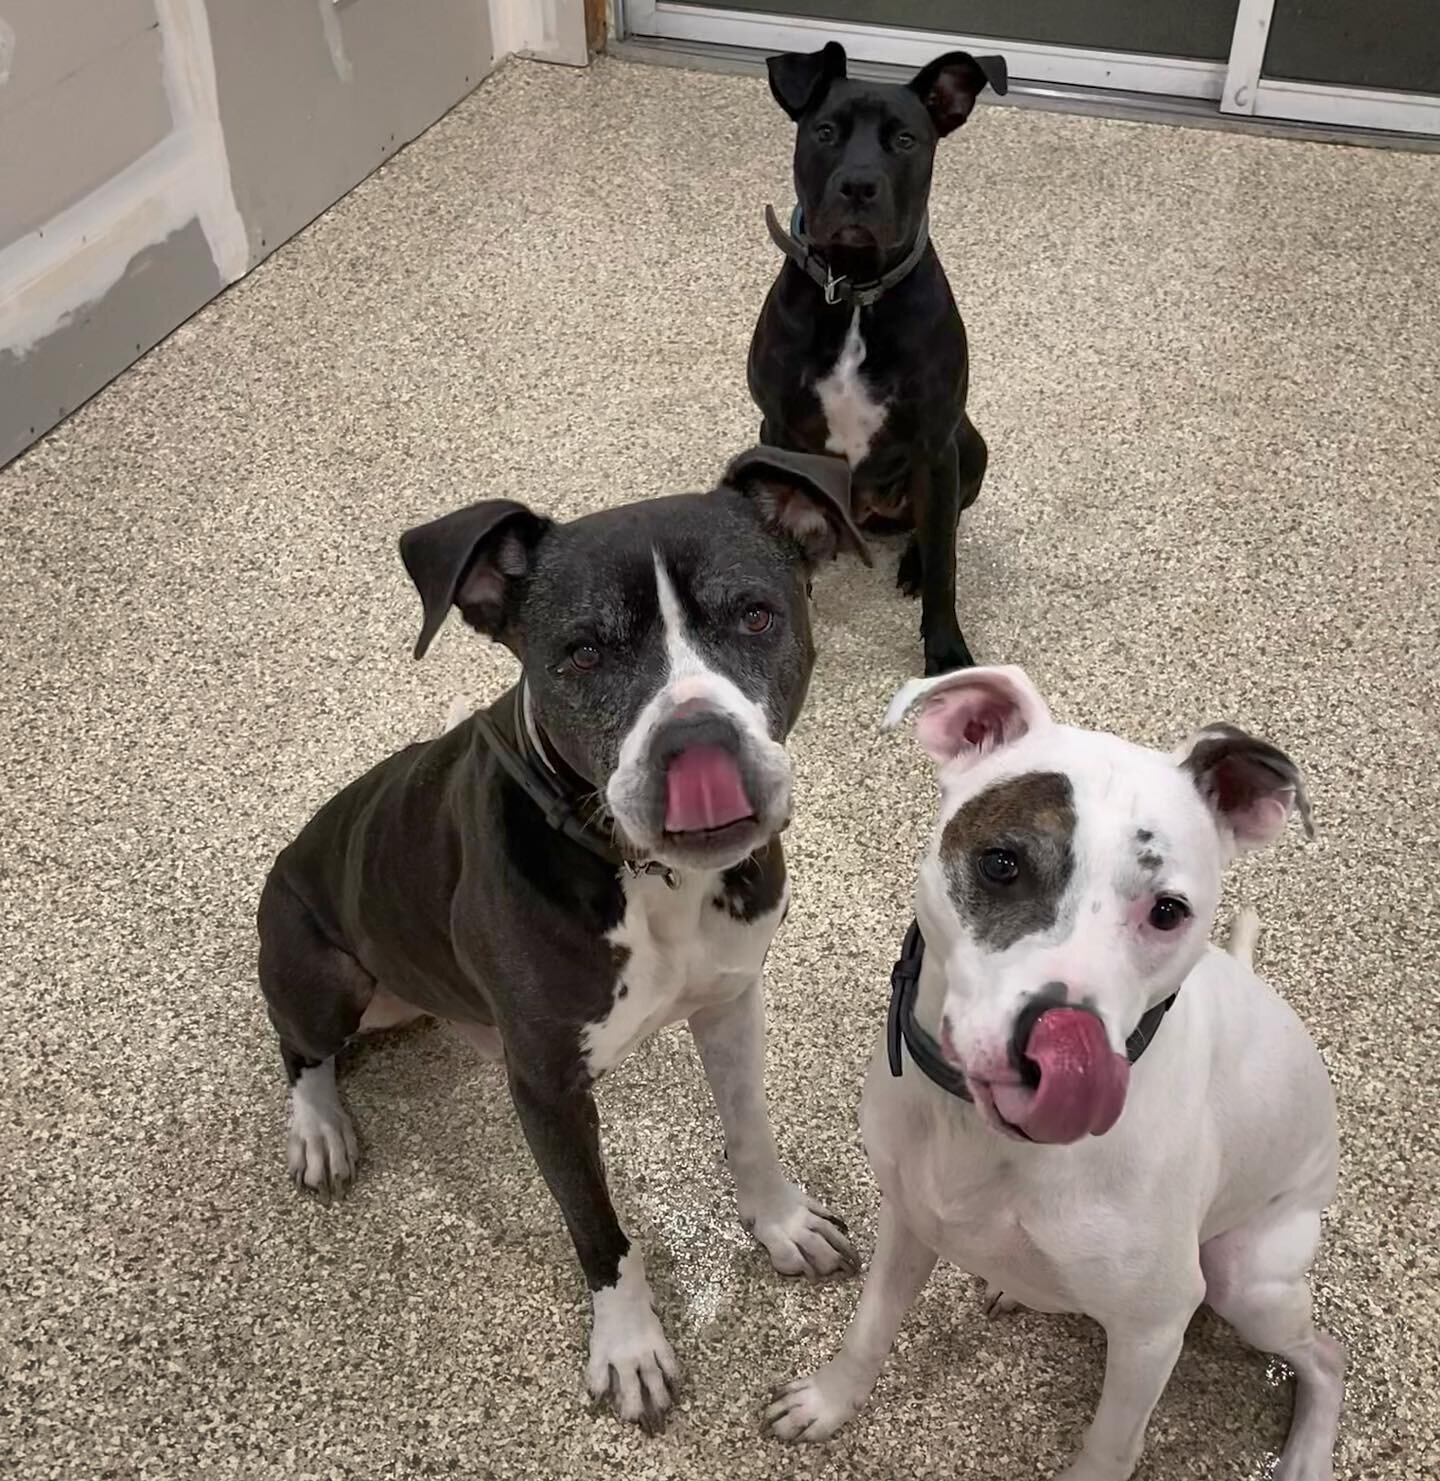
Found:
[1222,0,1440,136]
[621,0,1440,138]
[621,0,1227,99]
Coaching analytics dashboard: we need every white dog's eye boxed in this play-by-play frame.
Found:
[1149,896,1191,931]
[977,848,1020,885]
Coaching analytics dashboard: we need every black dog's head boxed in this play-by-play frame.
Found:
[768,42,1006,261]
[400,448,871,871]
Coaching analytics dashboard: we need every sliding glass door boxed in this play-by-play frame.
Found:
[623,0,1440,138]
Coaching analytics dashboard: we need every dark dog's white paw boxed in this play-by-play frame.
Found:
[285,1061,358,1202]
[763,1363,866,1443]
[743,1185,859,1280]
[585,1252,679,1433]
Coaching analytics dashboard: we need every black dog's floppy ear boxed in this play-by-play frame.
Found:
[398,500,552,658]
[908,51,1008,136]
[723,445,872,569]
[1177,722,1313,852]
[767,41,847,121]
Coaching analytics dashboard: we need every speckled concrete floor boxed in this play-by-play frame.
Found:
[3,55,1438,1481]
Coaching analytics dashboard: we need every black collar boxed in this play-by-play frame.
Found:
[765,204,930,308]
[887,921,1178,1103]
[470,685,681,888]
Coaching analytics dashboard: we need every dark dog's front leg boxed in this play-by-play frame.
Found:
[906,438,977,675]
[508,1069,678,1430]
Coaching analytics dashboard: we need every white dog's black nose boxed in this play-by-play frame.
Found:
[1010,983,1071,1082]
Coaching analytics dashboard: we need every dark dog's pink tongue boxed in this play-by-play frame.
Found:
[991,1008,1130,1144]
[664,746,753,833]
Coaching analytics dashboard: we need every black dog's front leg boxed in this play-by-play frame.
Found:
[508,1068,679,1430]
[908,438,977,675]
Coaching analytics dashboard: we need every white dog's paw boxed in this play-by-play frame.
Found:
[763,1363,867,1443]
[286,1062,358,1202]
[742,1184,859,1280]
[586,1253,679,1433]
[1053,1458,1127,1481]
[983,1281,1019,1319]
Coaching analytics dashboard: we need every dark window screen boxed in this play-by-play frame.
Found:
[667,1,1241,64]
[1265,1,1440,96]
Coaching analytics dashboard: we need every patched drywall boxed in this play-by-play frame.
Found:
[0,0,497,468]
[0,2,172,244]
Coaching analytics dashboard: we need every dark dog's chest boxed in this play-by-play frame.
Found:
[751,275,967,499]
[579,869,788,1079]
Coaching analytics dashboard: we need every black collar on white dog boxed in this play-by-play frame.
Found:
[887,921,1178,1102]
[471,685,681,889]
[765,204,931,308]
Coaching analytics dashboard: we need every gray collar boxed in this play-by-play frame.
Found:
[765,203,930,308]
[472,682,681,889]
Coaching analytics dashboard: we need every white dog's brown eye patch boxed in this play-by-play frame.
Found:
[941,771,1076,950]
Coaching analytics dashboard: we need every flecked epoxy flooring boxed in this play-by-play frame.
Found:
[3,55,1438,1481]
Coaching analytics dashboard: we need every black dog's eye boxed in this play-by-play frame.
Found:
[893,130,917,152]
[569,643,601,672]
[1149,896,1191,931]
[741,605,774,635]
[814,122,838,145]
[977,849,1020,886]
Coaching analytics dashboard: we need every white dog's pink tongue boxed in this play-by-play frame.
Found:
[664,746,752,833]
[992,1008,1130,1144]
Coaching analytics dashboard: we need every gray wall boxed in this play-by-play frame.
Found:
[0,0,497,467]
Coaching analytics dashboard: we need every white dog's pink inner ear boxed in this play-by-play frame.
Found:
[917,689,1029,766]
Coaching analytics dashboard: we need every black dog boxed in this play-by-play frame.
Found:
[749,42,1007,675]
[257,447,867,1428]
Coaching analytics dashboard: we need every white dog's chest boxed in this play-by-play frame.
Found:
[865,1076,1080,1312]
[814,311,888,468]
[582,871,786,1079]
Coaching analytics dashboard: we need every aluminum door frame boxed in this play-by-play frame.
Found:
[622,0,1440,136]
[621,0,1227,100]
[1223,0,1440,136]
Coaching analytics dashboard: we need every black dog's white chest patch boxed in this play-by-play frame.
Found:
[581,869,788,1078]
[815,310,889,468]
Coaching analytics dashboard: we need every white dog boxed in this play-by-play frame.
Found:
[766,666,1344,1480]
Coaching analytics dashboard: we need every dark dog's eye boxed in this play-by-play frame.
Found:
[569,643,601,672]
[977,849,1020,886]
[894,131,917,152]
[741,605,774,635]
[814,122,838,145]
[1149,896,1191,931]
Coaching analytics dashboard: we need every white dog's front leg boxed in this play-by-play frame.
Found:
[765,1199,938,1442]
[1057,1318,1193,1481]
[688,983,857,1278]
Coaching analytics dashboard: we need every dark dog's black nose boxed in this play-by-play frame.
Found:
[651,707,741,767]
[838,174,880,204]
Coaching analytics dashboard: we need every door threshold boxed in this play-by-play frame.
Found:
[608,36,1440,153]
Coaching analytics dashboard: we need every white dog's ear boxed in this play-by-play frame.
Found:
[1176,723,1313,851]
[883,665,1051,767]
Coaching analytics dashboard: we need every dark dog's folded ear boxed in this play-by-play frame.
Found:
[723,445,872,569]
[767,41,847,121]
[908,51,1008,135]
[398,501,552,658]
[1176,723,1313,852]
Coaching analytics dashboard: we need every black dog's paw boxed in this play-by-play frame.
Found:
[896,540,922,598]
[923,635,975,676]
